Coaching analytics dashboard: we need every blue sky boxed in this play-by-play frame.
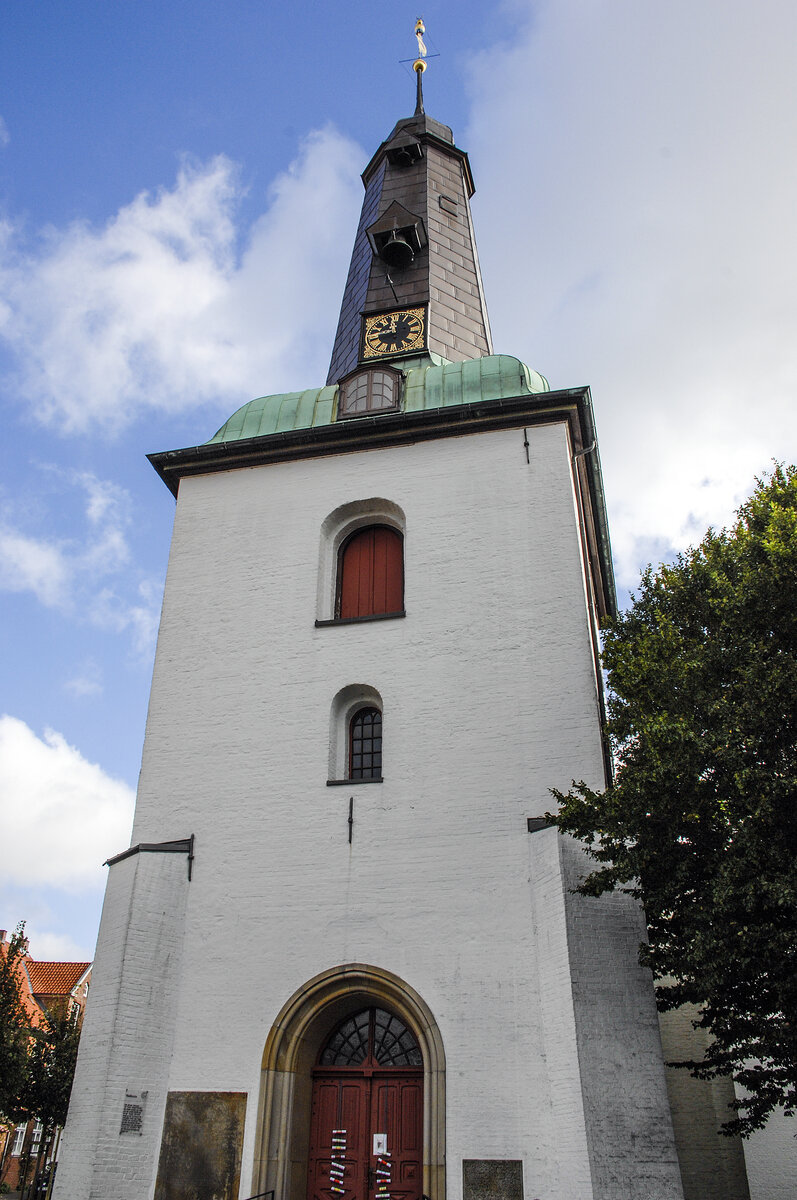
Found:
[2,1,797,961]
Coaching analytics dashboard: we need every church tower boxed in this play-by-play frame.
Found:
[54,39,687,1200]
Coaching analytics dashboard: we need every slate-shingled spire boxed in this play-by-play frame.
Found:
[326,91,493,384]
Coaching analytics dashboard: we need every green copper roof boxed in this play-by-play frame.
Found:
[206,354,550,445]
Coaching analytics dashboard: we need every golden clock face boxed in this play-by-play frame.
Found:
[363,307,426,359]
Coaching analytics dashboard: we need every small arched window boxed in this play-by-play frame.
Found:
[338,367,401,419]
[337,525,403,620]
[349,707,382,780]
[327,685,383,785]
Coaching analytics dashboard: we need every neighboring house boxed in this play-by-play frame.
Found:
[0,929,91,1194]
[26,960,91,1024]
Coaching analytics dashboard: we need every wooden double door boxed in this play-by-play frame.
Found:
[307,1009,423,1200]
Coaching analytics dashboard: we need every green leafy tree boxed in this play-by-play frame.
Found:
[551,464,797,1137]
[23,1011,81,1133]
[20,1010,82,1192]
[0,924,31,1125]
[1,922,83,1193]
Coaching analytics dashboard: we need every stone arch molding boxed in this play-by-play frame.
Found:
[317,498,406,621]
[252,964,445,1200]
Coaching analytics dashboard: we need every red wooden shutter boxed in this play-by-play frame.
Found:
[339,527,403,619]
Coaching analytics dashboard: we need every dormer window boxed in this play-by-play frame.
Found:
[338,367,401,419]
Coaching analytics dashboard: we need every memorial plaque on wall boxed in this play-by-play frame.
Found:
[463,1160,524,1200]
[154,1091,247,1200]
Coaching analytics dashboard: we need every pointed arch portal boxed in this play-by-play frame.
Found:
[253,966,445,1200]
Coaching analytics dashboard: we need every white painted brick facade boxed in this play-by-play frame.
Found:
[54,852,189,1199]
[738,1095,796,1200]
[658,1006,751,1200]
[57,421,686,1199]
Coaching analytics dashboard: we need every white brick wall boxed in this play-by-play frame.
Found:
[527,827,594,1199]
[54,851,189,1200]
[739,1095,796,1200]
[62,421,685,1198]
[658,1006,751,1200]
[560,836,683,1198]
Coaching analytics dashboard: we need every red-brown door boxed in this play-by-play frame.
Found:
[307,1077,369,1200]
[307,1073,422,1200]
[369,1074,422,1200]
[307,1008,423,1200]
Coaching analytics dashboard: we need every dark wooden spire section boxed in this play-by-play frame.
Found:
[327,113,493,384]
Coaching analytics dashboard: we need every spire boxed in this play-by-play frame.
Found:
[326,21,492,385]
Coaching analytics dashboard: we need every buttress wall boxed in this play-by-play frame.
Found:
[53,852,189,1200]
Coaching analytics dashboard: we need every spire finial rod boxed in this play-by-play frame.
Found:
[413,17,427,115]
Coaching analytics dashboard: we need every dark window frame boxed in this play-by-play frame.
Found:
[349,706,382,781]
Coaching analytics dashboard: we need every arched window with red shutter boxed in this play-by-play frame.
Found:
[337,525,404,619]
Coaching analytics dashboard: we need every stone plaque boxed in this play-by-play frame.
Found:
[154,1091,247,1200]
[120,1089,147,1135]
[463,1160,524,1200]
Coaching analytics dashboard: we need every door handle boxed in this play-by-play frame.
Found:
[368,1166,376,1189]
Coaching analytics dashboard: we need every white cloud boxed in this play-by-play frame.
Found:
[0,469,132,607]
[0,129,363,436]
[89,578,161,658]
[0,889,99,962]
[73,473,131,575]
[0,716,135,890]
[78,471,128,528]
[24,929,91,962]
[64,660,104,698]
[0,470,159,656]
[0,527,70,606]
[468,0,797,586]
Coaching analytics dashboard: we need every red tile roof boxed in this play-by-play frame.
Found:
[26,960,90,996]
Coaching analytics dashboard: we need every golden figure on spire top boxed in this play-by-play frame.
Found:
[414,17,428,73]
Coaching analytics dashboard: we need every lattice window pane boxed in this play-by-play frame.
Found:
[371,371,396,409]
[373,1009,422,1067]
[338,369,401,419]
[319,1007,422,1068]
[350,708,382,779]
[320,1010,370,1065]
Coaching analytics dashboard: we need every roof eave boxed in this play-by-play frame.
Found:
[361,131,475,196]
[148,386,616,620]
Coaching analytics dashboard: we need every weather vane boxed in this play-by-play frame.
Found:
[414,18,428,70]
[413,17,428,114]
[399,17,438,115]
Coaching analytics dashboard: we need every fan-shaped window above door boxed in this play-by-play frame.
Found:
[337,525,404,620]
[319,1008,422,1068]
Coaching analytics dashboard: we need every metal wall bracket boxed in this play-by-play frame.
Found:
[527,817,555,833]
[105,834,195,881]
